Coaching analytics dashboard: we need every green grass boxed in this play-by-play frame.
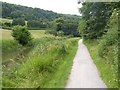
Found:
[0,18,13,24]
[84,40,118,88]
[0,18,27,24]
[1,29,52,40]
[1,29,13,40]
[2,29,79,88]
[29,30,52,38]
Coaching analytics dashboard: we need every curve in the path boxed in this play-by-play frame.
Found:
[65,39,107,88]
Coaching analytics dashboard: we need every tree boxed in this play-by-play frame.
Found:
[12,18,25,26]
[78,2,117,39]
[54,18,80,37]
[12,26,32,46]
[27,20,47,29]
[55,18,64,31]
[78,19,86,38]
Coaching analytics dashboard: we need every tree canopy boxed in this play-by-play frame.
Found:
[78,2,119,39]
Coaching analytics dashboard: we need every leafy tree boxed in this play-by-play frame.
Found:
[78,19,86,38]
[78,2,117,39]
[54,18,80,37]
[11,10,23,18]
[12,26,32,46]
[12,18,25,26]
[27,20,47,29]
[55,18,64,31]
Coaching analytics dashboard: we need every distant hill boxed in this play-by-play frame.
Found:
[2,2,81,21]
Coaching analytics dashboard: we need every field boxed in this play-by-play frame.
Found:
[1,29,79,88]
[0,18,13,24]
[0,29,52,40]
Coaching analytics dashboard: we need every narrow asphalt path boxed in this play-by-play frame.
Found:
[65,39,107,88]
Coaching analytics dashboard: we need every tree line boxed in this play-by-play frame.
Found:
[2,2,80,21]
[1,1,81,37]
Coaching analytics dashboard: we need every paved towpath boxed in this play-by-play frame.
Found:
[66,39,107,88]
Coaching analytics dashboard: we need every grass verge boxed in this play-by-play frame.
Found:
[83,40,118,88]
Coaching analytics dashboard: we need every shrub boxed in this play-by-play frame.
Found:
[2,22,12,29]
[57,31,64,36]
[12,26,32,46]
[98,9,118,58]
[98,9,118,81]
[12,18,25,26]
[27,20,47,29]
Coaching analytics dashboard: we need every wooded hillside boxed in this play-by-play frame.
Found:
[2,2,81,21]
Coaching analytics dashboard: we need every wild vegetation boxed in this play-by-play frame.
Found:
[1,3,80,86]
[2,29,79,88]
[78,2,119,88]
[12,26,32,46]
[1,1,119,88]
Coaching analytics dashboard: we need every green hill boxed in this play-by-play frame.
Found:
[2,1,81,21]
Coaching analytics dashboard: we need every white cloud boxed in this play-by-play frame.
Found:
[0,0,82,15]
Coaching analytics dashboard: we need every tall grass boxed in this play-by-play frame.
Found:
[2,37,79,88]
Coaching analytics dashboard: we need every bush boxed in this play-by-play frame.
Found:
[98,9,118,82]
[98,9,118,58]
[12,18,25,26]
[27,20,47,29]
[12,26,32,46]
[57,31,64,36]
[2,22,12,29]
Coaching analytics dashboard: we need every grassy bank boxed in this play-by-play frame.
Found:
[2,35,79,88]
[84,40,118,88]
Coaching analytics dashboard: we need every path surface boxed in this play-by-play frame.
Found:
[65,39,107,88]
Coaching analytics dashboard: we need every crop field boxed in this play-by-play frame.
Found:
[1,29,79,88]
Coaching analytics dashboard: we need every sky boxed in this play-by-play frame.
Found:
[0,0,82,15]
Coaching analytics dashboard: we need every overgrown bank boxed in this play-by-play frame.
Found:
[2,36,79,88]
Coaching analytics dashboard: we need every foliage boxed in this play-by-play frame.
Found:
[77,19,86,37]
[0,18,12,29]
[27,20,47,29]
[54,18,80,37]
[12,26,32,46]
[55,18,64,31]
[2,2,81,21]
[12,18,25,26]
[2,1,81,30]
[84,40,118,88]
[2,37,79,88]
[79,2,118,39]
[98,9,118,84]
